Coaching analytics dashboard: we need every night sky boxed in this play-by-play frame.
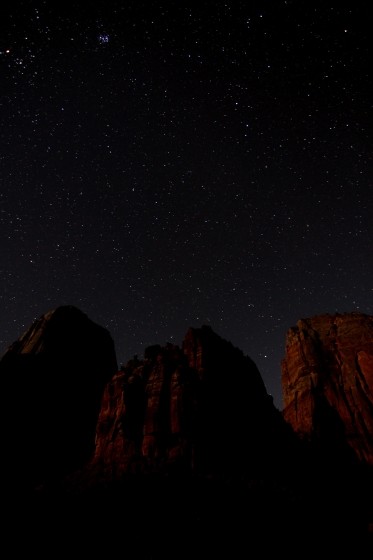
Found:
[0,1,371,409]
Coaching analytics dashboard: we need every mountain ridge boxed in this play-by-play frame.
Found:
[0,306,372,554]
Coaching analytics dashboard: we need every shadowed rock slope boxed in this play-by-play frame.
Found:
[0,306,117,490]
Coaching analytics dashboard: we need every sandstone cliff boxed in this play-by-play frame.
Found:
[91,325,292,478]
[282,312,373,465]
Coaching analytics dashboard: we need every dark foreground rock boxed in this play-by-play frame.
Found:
[1,309,372,555]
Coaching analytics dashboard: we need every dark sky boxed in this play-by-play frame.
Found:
[0,1,371,409]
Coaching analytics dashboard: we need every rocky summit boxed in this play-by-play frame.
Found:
[90,325,293,479]
[0,306,117,490]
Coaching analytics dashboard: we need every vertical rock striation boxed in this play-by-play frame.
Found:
[92,325,291,478]
[282,312,373,465]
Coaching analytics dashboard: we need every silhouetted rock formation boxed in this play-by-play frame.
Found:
[1,308,372,555]
[282,312,373,465]
[91,325,294,480]
[0,306,117,491]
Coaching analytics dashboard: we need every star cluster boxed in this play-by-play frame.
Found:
[0,2,371,408]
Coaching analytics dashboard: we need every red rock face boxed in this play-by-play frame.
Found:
[92,326,287,477]
[282,313,373,465]
[94,345,197,475]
